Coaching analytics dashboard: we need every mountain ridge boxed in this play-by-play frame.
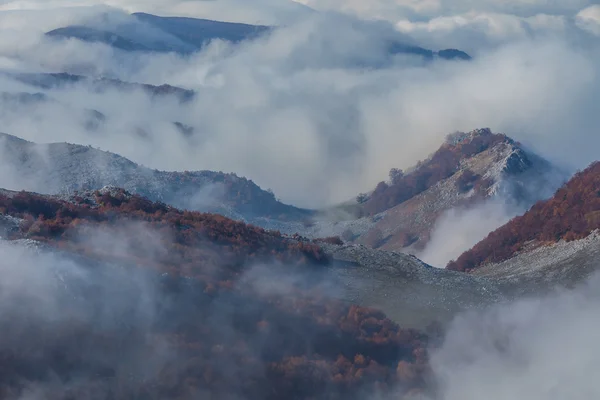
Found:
[281,128,566,258]
[0,132,312,225]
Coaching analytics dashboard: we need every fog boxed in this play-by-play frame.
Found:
[2,219,597,399]
[428,271,600,400]
[0,1,597,398]
[0,1,596,209]
[418,200,516,267]
[0,219,342,398]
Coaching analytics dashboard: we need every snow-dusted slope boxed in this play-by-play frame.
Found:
[281,129,566,255]
[472,231,600,290]
[0,133,310,224]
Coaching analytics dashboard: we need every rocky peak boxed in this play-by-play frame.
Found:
[444,128,494,146]
[502,147,533,175]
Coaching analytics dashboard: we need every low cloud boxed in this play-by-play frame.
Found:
[576,5,600,36]
[0,2,597,210]
[429,271,600,399]
[295,0,596,22]
[418,200,516,267]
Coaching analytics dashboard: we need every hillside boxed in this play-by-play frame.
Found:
[361,129,515,216]
[448,161,600,273]
[290,128,564,255]
[0,133,312,224]
[320,243,507,328]
[0,187,431,399]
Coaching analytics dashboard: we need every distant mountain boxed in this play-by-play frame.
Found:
[1,74,196,135]
[0,133,311,224]
[46,26,155,51]
[388,43,470,61]
[291,129,565,255]
[46,13,270,54]
[6,71,195,102]
[132,12,271,48]
[45,12,470,61]
[448,161,600,285]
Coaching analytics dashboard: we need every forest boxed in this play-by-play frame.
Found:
[361,129,508,216]
[448,161,600,272]
[0,189,431,399]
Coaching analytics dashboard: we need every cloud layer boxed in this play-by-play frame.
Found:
[430,272,600,400]
[0,1,597,210]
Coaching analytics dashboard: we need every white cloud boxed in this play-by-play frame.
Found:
[418,201,516,267]
[295,0,596,21]
[576,5,600,36]
[395,11,573,53]
[431,272,600,400]
[0,6,598,208]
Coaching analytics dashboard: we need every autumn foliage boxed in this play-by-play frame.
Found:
[0,189,430,399]
[448,161,600,272]
[362,130,510,215]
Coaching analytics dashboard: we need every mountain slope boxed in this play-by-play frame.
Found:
[448,161,600,276]
[320,243,507,328]
[0,133,311,224]
[0,187,433,399]
[294,129,565,256]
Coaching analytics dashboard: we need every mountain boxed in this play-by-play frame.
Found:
[0,133,311,224]
[0,179,588,397]
[132,12,271,47]
[46,13,270,54]
[448,161,600,286]
[293,129,565,257]
[388,43,470,61]
[45,12,470,61]
[6,72,195,102]
[0,186,433,399]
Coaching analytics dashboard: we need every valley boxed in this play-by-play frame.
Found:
[0,2,598,399]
